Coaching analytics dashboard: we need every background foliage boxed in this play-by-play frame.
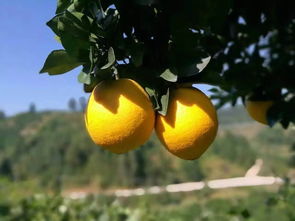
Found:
[0,107,293,194]
[1,182,295,220]
[0,105,294,220]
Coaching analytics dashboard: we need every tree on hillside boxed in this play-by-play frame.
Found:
[0,158,13,179]
[0,111,5,120]
[40,0,294,128]
[288,143,295,168]
[79,96,87,112]
[29,103,36,114]
[68,98,77,112]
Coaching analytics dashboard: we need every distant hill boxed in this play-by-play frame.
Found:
[218,105,253,125]
[0,107,293,197]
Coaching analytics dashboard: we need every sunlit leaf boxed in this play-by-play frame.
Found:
[158,88,170,116]
[78,71,91,84]
[196,56,211,73]
[101,47,116,70]
[160,69,178,82]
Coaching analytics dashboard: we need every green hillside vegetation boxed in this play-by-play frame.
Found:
[0,106,294,220]
[0,106,294,198]
[1,183,295,221]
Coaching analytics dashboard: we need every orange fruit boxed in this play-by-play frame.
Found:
[245,100,274,125]
[155,88,218,160]
[85,79,155,153]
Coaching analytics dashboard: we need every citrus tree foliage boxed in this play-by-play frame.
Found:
[40,0,295,127]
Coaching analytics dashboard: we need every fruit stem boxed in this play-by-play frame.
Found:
[98,0,106,19]
[113,67,119,80]
[176,83,194,88]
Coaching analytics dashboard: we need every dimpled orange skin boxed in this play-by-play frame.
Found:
[245,100,274,125]
[155,88,218,160]
[85,79,155,154]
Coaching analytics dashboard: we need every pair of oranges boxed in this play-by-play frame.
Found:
[85,78,274,160]
[85,79,218,160]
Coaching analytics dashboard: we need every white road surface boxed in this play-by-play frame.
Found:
[66,159,286,200]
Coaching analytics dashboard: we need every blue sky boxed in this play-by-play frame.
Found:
[0,1,85,115]
[0,1,211,116]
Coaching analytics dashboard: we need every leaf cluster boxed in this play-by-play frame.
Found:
[40,0,295,125]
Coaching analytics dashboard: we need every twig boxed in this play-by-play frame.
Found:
[98,0,106,19]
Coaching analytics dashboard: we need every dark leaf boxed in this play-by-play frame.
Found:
[60,33,90,61]
[47,11,93,61]
[197,70,224,86]
[130,42,144,67]
[40,50,82,75]
[176,55,211,77]
[48,10,93,38]
[95,68,113,79]
[171,48,211,77]
[59,11,93,37]
[56,0,72,14]
[47,16,60,36]
[102,8,120,36]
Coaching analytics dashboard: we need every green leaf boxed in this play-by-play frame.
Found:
[67,3,75,12]
[158,88,170,116]
[144,81,170,115]
[160,69,178,82]
[101,47,115,69]
[145,87,160,110]
[60,33,90,61]
[47,10,93,38]
[69,11,93,28]
[78,71,91,84]
[56,0,72,14]
[170,47,211,77]
[54,35,61,43]
[181,54,211,76]
[47,16,60,36]
[59,11,93,37]
[196,56,211,73]
[40,50,82,75]
[46,12,93,61]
